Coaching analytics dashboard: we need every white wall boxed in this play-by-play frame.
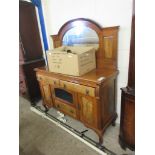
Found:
[41,0,133,123]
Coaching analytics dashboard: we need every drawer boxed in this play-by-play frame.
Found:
[59,80,74,90]
[75,85,95,97]
[37,74,59,86]
[55,100,77,118]
[60,80,95,97]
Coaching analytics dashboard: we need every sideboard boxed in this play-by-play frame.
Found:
[35,18,119,144]
[35,67,118,144]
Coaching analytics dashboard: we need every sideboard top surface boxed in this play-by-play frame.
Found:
[35,67,118,86]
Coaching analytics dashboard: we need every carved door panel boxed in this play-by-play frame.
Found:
[78,94,97,127]
[39,82,53,108]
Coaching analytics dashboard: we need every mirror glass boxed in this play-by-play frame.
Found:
[62,26,99,49]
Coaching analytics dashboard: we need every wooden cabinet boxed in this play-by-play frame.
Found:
[19,1,43,61]
[35,18,119,144]
[19,1,45,103]
[35,68,118,144]
[119,0,135,151]
[19,42,45,103]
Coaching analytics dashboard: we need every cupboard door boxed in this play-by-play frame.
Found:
[39,82,53,108]
[78,95,97,127]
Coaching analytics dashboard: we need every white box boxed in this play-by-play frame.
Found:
[47,46,96,76]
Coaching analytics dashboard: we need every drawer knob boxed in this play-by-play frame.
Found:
[86,89,89,95]
[57,104,60,108]
[70,110,73,113]
[63,84,66,89]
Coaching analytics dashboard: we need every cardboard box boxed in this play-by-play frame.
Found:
[47,46,96,76]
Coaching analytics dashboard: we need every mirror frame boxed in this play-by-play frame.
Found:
[51,18,119,70]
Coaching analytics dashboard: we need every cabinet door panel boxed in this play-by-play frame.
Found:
[78,95,97,127]
[82,97,93,124]
[122,96,135,146]
[39,82,53,108]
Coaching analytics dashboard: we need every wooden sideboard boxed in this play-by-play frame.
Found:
[35,18,119,144]
[35,67,118,144]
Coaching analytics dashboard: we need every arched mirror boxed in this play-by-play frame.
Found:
[62,26,99,49]
[51,18,119,69]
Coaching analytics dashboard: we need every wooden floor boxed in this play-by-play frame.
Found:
[19,97,134,155]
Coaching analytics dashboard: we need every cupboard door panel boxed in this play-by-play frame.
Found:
[82,97,93,124]
[78,95,97,127]
[39,82,53,108]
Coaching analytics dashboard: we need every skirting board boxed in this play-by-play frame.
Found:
[30,107,107,155]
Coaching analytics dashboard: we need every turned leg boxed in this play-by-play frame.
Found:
[112,116,117,126]
[119,136,126,150]
[112,120,116,126]
[43,104,49,113]
[119,140,126,150]
[99,136,103,144]
[94,130,104,145]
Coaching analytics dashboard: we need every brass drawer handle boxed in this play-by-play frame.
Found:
[85,89,89,95]
[54,81,56,85]
[70,110,74,114]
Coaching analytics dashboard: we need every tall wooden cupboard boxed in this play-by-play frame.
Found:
[19,1,45,103]
[119,0,135,151]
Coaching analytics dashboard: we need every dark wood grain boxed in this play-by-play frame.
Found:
[22,58,45,103]
[19,1,43,61]
[128,1,135,89]
[119,88,135,151]
[119,0,135,151]
[19,1,45,103]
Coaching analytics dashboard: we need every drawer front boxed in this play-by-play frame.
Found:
[60,80,95,97]
[55,100,77,118]
[37,74,59,86]
[59,80,74,90]
[37,76,95,97]
[76,85,95,97]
